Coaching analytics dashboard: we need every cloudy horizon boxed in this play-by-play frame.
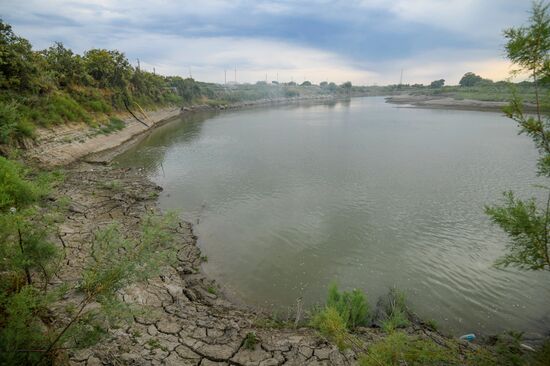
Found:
[0,0,534,85]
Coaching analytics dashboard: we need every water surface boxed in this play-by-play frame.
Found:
[116,97,550,337]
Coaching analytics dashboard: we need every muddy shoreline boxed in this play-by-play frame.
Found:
[385,94,522,112]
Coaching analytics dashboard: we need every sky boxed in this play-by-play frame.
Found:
[0,0,535,85]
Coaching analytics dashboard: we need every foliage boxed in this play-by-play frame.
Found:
[359,331,458,366]
[0,156,38,209]
[459,72,486,87]
[326,282,370,330]
[376,288,410,332]
[310,306,350,350]
[430,79,445,88]
[485,0,550,271]
[243,332,258,350]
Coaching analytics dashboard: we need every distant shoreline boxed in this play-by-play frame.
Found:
[385,94,524,113]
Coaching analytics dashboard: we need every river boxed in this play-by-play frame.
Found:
[115,97,550,338]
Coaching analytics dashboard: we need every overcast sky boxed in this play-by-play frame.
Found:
[0,0,534,85]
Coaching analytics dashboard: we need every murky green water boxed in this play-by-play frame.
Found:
[116,97,550,337]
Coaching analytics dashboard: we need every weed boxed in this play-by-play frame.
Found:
[310,306,349,350]
[326,282,370,330]
[359,331,457,366]
[243,332,258,350]
[377,287,410,333]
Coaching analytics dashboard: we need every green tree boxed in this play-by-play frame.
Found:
[42,42,87,87]
[430,79,445,88]
[459,72,484,87]
[485,1,550,271]
[84,49,131,89]
[0,20,41,92]
[341,81,352,94]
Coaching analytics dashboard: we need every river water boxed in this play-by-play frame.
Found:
[116,97,550,337]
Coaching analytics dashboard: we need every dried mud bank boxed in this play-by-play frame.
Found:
[385,94,529,112]
[59,164,364,366]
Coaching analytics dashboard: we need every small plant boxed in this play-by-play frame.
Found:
[310,306,349,350]
[200,255,208,262]
[101,180,123,191]
[325,282,370,330]
[243,332,258,350]
[359,331,457,366]
[147,338,167,351]
[207,285,217,295]
[98,117,126,135]
[377,287,410,333]
[425,318,438,331]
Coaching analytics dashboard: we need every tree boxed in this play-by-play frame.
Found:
[0,20,40,92]
[41,42,87,87]
[485,1,550,271]
[341,81,352,94]
[83,49,131,89]
[459,72,484,87]
[301,80,312,86]
[430,79,445,88]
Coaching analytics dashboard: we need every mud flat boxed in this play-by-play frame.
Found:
[385,94,526,112]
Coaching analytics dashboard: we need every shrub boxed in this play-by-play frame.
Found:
[243,332,258,350]
[359,331,458,366]
[376,287,410,332]
[0,157,38,210]
[326,283,370,330]
[0,101,34,144]
[310,306,349,350]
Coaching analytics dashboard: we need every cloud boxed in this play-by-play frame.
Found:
[0,0,533,85]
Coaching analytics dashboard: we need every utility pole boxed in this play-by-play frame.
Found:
[224,69,227,85]
[136,58,140,71]
[189,66,192,79]
[399,68,403,86]
[234,65,237,83]
[153,67,156,75]
[277,72,279,83]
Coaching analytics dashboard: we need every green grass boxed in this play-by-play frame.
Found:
[360,331,458,366]
[378,288,410,333]
[243,332,258,350]
[98,117,125,134]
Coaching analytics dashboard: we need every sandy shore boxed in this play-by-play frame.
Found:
[385,94,517,112]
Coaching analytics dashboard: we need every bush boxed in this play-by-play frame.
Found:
[0,157,38,210]
[310,306,349,350]
[0,101,34,144]
[376,287,410,332]
[359,331,458,366]
[326,283,370,329]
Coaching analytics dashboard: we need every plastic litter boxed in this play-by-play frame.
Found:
[459,333,476,342]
